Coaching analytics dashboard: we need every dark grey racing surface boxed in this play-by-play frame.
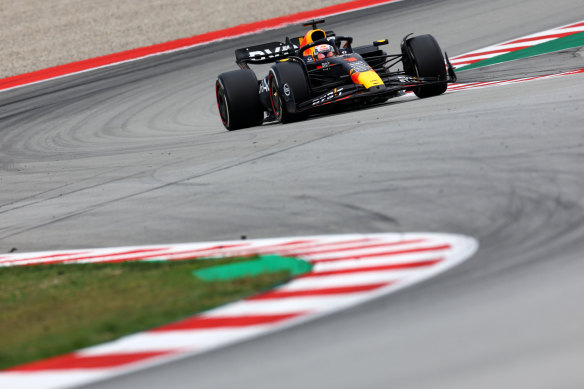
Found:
[2,0,584,387]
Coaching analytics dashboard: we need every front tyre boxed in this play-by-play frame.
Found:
[268,62,310,124]
[402,34,448,98]
[216,69,264,131]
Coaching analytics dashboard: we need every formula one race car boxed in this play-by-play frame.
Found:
[216,19,456,131]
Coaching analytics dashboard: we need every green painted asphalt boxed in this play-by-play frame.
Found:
[193,255,313,281]
[457,31,584,71]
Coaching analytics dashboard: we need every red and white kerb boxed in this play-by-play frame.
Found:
[0,232,477,389]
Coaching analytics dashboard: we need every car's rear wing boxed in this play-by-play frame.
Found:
[235,41,299,68]
[234,30,337,68]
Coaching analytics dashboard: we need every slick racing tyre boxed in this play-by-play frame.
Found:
[268,62,310,124]
[402,34,448,98]
[216,69,264,131]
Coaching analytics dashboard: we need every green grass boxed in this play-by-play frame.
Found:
[456,31,584,71]
[0,257,291,370]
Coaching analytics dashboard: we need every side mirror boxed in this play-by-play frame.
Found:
[373,39,389,47]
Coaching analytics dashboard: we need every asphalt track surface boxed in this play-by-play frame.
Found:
[1,0,584,387]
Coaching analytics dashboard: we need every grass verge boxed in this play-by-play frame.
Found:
[456,31,584,71]
[0,257,291,370]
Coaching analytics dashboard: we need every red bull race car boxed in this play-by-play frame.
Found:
[216,19,456,131]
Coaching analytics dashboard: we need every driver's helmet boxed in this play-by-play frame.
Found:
[314,44,335,60]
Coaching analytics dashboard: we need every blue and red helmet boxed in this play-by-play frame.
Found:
[314,44,335,60]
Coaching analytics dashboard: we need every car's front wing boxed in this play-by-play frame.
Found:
[295,76,449,111]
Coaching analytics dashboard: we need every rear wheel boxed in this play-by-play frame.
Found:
[402,34,447,98]
[216,69,264,131]
[269,62,310,123]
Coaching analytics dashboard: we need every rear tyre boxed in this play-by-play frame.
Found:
[268,62,310,123]
[402,34,447,98]
[216,69,264,131]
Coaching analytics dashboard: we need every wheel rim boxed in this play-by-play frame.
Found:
[216,82,229,127]
[269,75,282,119]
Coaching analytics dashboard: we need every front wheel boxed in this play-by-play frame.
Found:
[402,34,448,98]
[268,62,310,124]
